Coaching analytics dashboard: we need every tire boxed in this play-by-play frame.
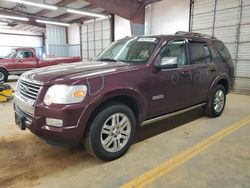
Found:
[204,84,226,117]
[0,69,8,83]
[83,103,136,161]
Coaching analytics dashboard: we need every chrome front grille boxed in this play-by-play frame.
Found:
[17,78,43,102]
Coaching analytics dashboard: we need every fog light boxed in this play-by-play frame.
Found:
[46,118,63,127]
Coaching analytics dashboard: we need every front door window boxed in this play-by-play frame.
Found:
[159,40,188,67]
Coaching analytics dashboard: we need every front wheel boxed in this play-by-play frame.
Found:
[83,103,136,161]
[204,84,226,117]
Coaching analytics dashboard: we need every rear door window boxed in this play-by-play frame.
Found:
[189,42,212,64]
[203,45,212,63]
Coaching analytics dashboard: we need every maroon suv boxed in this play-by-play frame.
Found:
[14,32,234,161]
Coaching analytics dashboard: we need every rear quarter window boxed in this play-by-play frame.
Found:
[213,41,232,62]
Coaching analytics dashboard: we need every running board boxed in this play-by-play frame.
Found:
[141,103,207,126]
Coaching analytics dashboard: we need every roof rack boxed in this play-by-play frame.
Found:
[175,31,217,39]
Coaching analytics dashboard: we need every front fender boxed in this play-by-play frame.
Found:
[77,87,148,135]
[0,64,9,72]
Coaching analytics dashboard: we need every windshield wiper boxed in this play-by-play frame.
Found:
[98,58,118,62]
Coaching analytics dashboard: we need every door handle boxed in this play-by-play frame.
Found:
[181,71,191,76]
[210,67,217,72]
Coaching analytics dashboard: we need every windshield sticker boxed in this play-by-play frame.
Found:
[138,38,157,42]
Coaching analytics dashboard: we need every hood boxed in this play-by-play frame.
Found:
[22,61,140,85]
[0,58,12,63]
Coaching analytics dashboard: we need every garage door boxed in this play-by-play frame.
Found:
[190,0,250,94]
[81,18,111,61]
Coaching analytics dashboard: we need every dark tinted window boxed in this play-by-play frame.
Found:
[160,40,187,67]
[189,42,211,64]
[213,41,231,62]
[17,51,33,59]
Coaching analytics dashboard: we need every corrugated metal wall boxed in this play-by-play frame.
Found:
[47,44,80,58]
[46,24,66,45]
[190,0,250,94]
[46,24,80,58]
[46,24,67,57]
[81,19,111,60]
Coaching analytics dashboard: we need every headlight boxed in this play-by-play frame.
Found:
[44,85,87,105]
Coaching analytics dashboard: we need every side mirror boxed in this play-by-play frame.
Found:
[156,57,178,70]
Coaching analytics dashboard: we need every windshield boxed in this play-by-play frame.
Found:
[95,37,160,63]
[6,49,16,58]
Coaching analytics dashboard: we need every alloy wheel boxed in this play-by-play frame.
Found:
[100,113,131,153]
[213,90,225,113]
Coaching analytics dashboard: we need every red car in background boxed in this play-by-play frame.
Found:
[0,47,81,82]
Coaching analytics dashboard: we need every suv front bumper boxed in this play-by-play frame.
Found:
[14,95,86,147]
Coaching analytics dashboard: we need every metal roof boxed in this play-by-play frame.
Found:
[0,0,106,33]
[0,0,161,33]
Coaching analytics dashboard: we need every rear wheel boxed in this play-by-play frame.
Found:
[83,103,136,161]
[0,69,8,83]
[204,84,226,117]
